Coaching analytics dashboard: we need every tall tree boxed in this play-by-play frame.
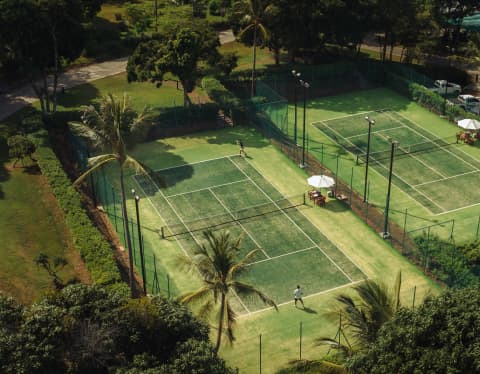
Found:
[69,93,152,297]
[348,287,480,373]
[0,0,103,114]
[233,0,273,96]
[127,25,220,107]
[179,230,278,352]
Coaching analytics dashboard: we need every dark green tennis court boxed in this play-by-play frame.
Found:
[134,155,364,314]
[314,109,480,214]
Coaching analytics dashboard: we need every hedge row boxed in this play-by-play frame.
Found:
[381,68,479,124]
[34,129,126,292]
[201,76,246,121]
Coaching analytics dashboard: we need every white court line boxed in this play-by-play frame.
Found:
[375,131,447,179]
[312,108,391,125]
[145,171,252,315]
[165,178,249,198]
[436,201,480,216]
[316,121,446,214]
[413,169,480,187]
[153,154,240,172]
[311,117,439,215]
[385,111,480,171]
[247,246,317,266]
[318,121,366,155]
[208,187,270,259]
[239,279,366,318]
[228,156,354,283]
[345,125,404,139]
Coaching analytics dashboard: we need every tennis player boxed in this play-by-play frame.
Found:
[238,139,246,157]
[293,285,304,308]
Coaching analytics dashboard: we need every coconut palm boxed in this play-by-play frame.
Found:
[234,0,273,97]
[69,93,152,297]
[179,229,277,352]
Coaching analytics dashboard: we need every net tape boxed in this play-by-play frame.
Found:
[357,137,455,163]
[162,193,305,238]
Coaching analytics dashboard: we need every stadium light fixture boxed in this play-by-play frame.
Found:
[381,138,399,239]
[363,116,375,202]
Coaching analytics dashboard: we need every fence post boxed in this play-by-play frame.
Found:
[131,219,136,265]
[476,216,480,239]
[112,187,118,231]
[299,321,303,360]
[259,334,262,374]
[321,143,324,166]
[349,167,353,206]
[402,208,408,254]
[412,285,417,309]
[334,154,339,197]
[167,274,170,298]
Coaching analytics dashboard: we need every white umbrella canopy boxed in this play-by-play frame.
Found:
[307,175,335,189]
[457,118,480,130]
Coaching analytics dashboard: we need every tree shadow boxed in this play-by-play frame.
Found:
[324,200,350,212]
[56,83,101,109]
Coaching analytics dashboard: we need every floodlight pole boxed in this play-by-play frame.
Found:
[381,139,398,239]
[132,189,147,295]
[292,70,301,145]
[300,79,310,168]
[363,116,375,202]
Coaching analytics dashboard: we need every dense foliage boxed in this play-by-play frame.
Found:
[29,117,123,290]
[348,287,480,373]
[0,284,236,373]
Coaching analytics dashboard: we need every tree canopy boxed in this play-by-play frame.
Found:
[0,284,236,373]
[348,287,480,373]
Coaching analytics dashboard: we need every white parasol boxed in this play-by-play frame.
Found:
[307,175,335,189]
[457,118,480,130]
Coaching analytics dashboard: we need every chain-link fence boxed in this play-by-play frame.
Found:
[249,66,480,288]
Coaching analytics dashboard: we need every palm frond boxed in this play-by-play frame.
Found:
[73,154,117,186]
[231,281,278,310]
[123,156,149,175]
[229,248,259,276]
[178,286,212,306]
[288,359,348,374]
[237,22,255,38]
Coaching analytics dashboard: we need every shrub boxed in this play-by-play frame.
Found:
[30,119,125,291]
[201,76,246,122]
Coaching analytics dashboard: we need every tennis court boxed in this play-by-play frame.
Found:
[314,109,480,215]
[133,155,364,314]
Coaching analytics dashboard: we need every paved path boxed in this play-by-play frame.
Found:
[0,30,237,121]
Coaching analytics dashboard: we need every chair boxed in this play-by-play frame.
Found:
[315,195,326,207]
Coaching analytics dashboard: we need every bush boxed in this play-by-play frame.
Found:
[30,119,124,290]
[201,76,246,122]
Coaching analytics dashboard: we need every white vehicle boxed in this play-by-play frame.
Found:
[429,80,462,94]
[448,94,480,114]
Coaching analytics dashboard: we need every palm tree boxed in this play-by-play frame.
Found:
[179,229,277,352]
[234,0,273,97]
[315,272,403,361]
[69,93,152,298]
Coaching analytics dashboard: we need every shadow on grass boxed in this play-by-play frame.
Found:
[299,306,318,314]
[324,200,349,213]
[56,83,101,109]
[307,87,410,115]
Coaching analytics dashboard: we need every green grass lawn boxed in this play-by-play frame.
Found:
[96,125,439,373]
[0,161,89,304]
[220,41,276,72]
[51,72,185,115]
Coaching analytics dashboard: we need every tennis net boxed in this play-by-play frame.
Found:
[357,137,456,164]
[161,193,306,238]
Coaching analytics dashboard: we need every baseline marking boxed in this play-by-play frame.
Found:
[345,125,405,139]
[413,169,480,187]
[239,279,365,318]
[153,154,241,172]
